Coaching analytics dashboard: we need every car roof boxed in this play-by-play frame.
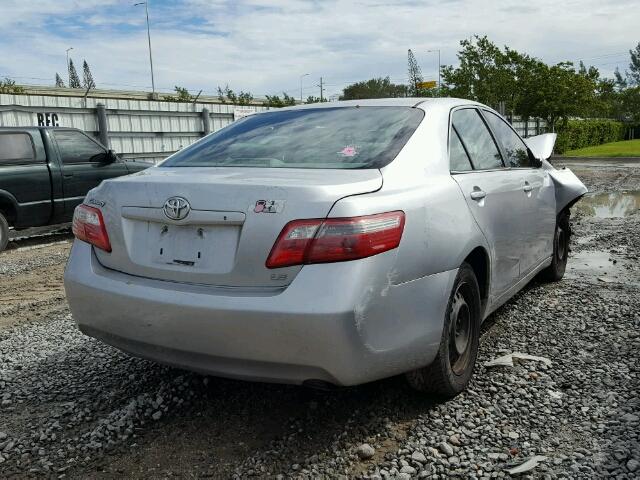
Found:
[274,97,484,112]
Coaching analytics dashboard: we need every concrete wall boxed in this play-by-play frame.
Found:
[0,91,267,164]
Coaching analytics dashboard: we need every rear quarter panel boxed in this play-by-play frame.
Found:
[326,103,488,360]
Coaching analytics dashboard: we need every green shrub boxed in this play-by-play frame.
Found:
[556,119,626,154]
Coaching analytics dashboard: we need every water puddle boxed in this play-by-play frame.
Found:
[566,249,637,285]
[574,191,640,218]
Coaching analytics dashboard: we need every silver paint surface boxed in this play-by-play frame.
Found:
[64,98,586,386]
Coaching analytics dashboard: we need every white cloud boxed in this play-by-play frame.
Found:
[0,0,636,98]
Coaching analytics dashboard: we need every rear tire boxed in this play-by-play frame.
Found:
[0,212,8,252]
[406,262,481,397]
[540,210,570,282]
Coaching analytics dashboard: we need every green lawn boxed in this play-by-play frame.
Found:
[565,139,640,157]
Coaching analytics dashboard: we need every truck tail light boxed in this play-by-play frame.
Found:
[72,204,112,252]
[266,211,405,268]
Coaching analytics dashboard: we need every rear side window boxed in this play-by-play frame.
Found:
[0,133,35,166]
[449,127,473,172]
[54,130,106,164]
[161,106,424,169]
[484,111,533,168]
[452,109,503,170]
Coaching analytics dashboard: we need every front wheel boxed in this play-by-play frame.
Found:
[0,211,9,252]
[540,210,570,282]
[406,262,481,397]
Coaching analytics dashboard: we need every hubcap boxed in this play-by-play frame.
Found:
[449,284,474,375]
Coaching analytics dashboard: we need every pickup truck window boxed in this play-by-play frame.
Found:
[54,130,106,164]
[0,133,36,166]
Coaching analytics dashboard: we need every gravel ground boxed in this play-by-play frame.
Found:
[0,159,638,479]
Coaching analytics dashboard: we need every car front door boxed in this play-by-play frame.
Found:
[482,110,556,275]
[51,129,128,216]
[449,107,523,297]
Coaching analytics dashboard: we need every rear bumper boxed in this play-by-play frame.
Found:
[64,241,456,386]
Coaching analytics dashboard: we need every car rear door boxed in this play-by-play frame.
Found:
[482,110,556,275]
[51,129,128,215]
[449,107,523,296]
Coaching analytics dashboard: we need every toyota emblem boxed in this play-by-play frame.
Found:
[163,197,191,220]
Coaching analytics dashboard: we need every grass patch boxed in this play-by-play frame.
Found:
[565,139,640,157]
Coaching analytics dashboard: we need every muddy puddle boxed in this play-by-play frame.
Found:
[567,249,637,285]
[574,191,640,218]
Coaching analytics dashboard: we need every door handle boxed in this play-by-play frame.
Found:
[470,189,486,201]
[63,173,74,178]
[523,182,533,193]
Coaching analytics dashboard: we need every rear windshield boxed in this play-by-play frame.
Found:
[161,106,424,169]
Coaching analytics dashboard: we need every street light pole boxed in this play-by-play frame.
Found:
[299,73,310,103]
[65,47,73,86]
[135,1,155,95]
[427,49,441,95]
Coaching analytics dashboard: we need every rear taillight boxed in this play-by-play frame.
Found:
[72,204,112,252]
[266,211,405,268]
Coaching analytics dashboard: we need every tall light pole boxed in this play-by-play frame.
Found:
[299,73,310,103]
[135,1,155,95]
[427,49,441,95]
[65,47,73,85]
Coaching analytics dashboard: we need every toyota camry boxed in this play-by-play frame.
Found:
[64,98,586,396]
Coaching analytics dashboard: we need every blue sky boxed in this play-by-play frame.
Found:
[0,0,637,99]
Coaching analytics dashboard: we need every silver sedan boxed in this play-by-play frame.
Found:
[64,98,586,396]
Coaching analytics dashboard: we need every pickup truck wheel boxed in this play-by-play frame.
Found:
[405,262,480,397]
[540,210,570,282]
[0,211,8,252]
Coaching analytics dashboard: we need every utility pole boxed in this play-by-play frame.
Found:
[135,1,156,95]
[65,47,73,86]
[299,73,310,103]
[318,77,324,102]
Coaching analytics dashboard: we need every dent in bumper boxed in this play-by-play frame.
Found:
[64,241,456,386]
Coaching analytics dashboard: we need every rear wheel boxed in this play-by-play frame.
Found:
[540,210,570,282]
[0,212,9,252]
[406,262,480,397]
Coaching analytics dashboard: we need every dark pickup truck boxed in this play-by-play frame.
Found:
[0,127,149,251]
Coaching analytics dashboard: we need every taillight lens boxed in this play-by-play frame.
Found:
[266,211,405,268]
[72,204,112,252]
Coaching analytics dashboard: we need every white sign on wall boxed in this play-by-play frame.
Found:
[233,107,258,121]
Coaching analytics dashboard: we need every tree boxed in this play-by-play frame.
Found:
[621,86,640,122]
[614,67,627,89]
[0,78,25,94]
[82,60,95,89]
[627,41,640,85]
[217,85,254,105]
[55,73,65,88]
[263,93,296,108]
[340,77,408,100]
[305,95,328,104]
[439,36,602,128]
[407,49,424,96]
[162,86,193,102]
[68,59,81,88]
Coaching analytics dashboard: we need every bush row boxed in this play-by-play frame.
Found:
[555,119,626,154]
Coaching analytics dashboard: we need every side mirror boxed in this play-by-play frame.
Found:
[105,149,118,163]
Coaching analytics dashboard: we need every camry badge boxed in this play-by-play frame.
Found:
[163,197,191,220]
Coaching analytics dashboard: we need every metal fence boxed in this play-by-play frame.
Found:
[0,89,267,164]
[0,89,548,164]
[509,116,547,138]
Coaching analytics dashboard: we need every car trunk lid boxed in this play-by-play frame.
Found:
[92,167,382,287]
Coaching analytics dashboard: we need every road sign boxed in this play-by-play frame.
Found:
[417,81,437,89]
